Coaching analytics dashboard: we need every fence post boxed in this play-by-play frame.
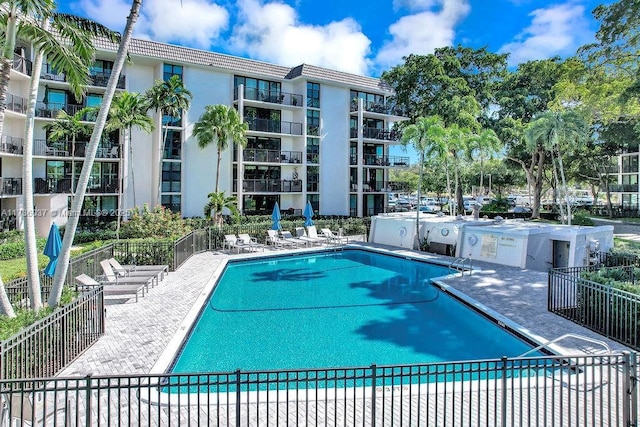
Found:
[85,374,92,426]
[371,364,376,425]
[236,369,241,426]
[623,352,638,427]
[501,356,508,427]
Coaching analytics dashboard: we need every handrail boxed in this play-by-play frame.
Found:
[518,333,613,358]
[449,257,472,276]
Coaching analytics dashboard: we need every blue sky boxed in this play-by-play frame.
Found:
[59,0,607,76]
[58,0,607,163]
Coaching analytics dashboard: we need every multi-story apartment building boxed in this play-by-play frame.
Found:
[0,37,409,236]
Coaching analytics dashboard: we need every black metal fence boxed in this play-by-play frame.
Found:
[174,229,210,270]
[0,287,104,380]
[0,353,636,426]
[549,266,640,350]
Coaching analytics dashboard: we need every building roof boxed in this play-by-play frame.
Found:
[94,37,392,93]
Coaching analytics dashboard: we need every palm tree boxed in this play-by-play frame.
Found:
[106,91,154,237]
[400,116,446,247]
[49,0,143,308]
[144,75,192,205]
[193,104,249,193]
[525,110,587,225]
[444,124,473,215]
[14,12,118,311]
[204,191,239,228]
[44,107,94,196]
[468,128,501,194]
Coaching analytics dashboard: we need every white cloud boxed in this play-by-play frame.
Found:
[499,2,593,66]
[375,0,470,69]
[73,0,229,50]
[392,0,440,12]
[229,0,372,75]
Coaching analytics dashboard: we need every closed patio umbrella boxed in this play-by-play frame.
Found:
[303,201,315,227]
[43,223,62,277]
[271,202,282,231]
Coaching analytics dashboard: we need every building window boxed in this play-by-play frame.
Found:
[307,137,319,163]
[90,60,114,76]
[161,194,181,213]
[307,82,320,108]
[307,166,319,192]
[163,64,183,81]
[163,130,182,160]
[622,155,639,173]
[235,76,281,102]
[307,110,320,136]
[307,194,319,212]
[161,161,181,192]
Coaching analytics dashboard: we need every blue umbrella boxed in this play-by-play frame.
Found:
[43,223,62,277]
[271,202,282,230]
[303,201,315,227]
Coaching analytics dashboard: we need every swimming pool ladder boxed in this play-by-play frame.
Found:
[449,257,472,276]
[517,333,613,357]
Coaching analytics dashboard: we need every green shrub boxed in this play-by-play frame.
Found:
[0,238,47,261]
[120,205,191,239]
[571,209,594,226]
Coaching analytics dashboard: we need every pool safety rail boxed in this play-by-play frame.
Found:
[0,353,637,426]
[449,256,472,276]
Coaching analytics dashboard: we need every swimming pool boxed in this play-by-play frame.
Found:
[169,249,541,375]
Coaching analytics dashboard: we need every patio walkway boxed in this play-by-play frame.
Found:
[60,243,630,378]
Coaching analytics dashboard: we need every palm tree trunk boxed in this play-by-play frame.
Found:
[49,0,143,308]
[0,5,20,139]
[415,150,423,249]
[550,150,566,224]
[215,147,222,193]
[556,147,572,225]
[127,128,136,207]
[22,18,49,310]
[0,275,16,318]
[116,128,129,239]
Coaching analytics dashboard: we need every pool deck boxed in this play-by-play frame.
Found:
[59,242,630,378]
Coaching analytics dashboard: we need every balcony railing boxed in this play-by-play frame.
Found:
[246,118,303,135]
[242,149,303,164]
[235,87,303,107]
[354,181,392,192]
[609,184,639,192]
[237,179,303,193]
[12,53,32,75]
[41,64,125,89]
[350,99,407,116]
[351,154,410,167]
[35,102,94,119]
[0,135,24,155]
[33,139,119,158]
[350,127,402,141]
[0,178,22,196]
[5,93,27,114]
[34,177,118,194]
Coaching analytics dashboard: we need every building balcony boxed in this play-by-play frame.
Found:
[41,64,125,89]
[6,93,27,114]
[242,149,303,164]
[245,118,303,135]
[34,177,119,194]
[33,139,119,158]
[236,179,303,193]
[0,178,22,196]
[12,53,32,75]
[350,127,402,141]
[350,154,410,167]
[609,184,639,193]
[235,87,303,107]
[350,99,407,116]
[35,102,96,120]
[352,181,392,192]
[0,136,24,155]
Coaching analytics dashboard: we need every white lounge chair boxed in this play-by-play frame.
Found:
[320,228,349,244]
[237,233,266,252]
[295,227,324,245]
[223,234,249,253]
[99,260,158,288]
[107,257,168,280]
[265,230,297,248]
[75,274,146,302]
[280,230,310,247]
[307,225,329,243]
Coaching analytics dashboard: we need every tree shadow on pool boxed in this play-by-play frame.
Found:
[250,268,326,282]
[349,275,510,362]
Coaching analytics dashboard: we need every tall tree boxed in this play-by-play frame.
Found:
[525,110,588,225]
[106,91,154,236]
[144,75,192,206]
[444,124,473,214]
[203,191,239,228]
[16,12,118,310]
[467,128,502,194]
[49,0,143,308]
[400,115,446,245]
[193,104,248,193]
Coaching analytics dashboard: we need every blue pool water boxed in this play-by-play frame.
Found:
[170,250,539,374]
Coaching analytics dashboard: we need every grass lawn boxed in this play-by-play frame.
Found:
[614,237,640,253]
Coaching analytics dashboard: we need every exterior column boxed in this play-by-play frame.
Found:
[357,98,364,217]
[237,84,244,212]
